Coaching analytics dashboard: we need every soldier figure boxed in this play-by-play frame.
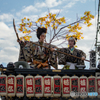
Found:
[58,37,86,69]
[18,27,57,69]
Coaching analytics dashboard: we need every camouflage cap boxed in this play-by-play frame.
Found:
[68,37,77,45]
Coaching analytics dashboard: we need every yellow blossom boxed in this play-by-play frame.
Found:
[30,22,32,26]
[81,37,84,39]
[27,18,30,21]
[24,17,26,20]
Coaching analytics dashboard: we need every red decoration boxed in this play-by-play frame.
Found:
[35,78,42,94]
[44,78,51,94]
[16,77,24,93]
[54,78,61,94]
[63,78,70,94]
[7,77,14,93]
[79,78,87,92]
[97,79,100,95]
[71,78,78,92]
[0,76,7,93]
[88,78,95,92]
[26,78,34,94]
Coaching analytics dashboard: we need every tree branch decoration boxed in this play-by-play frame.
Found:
[18,11,94,47]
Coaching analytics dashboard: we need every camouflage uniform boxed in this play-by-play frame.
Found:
[18,41,32,62]
[58,47,86,69]
[18,41,57,69]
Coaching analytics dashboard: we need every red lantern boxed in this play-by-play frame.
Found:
[0,74,7,96]
[88,76,96,98]
[62,76,70,97]
[71,76,79,98]
[16,75,24,97]
[26,75,34,97]
[97,77,100,98]
[79,76,87,98]
[34,75,43,97]
[44,75,52,97]
[7,75,15,97]
[53,75,61,97]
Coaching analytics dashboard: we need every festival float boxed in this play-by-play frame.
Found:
[1,1,100,100]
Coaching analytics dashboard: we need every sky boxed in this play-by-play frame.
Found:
[0,0,99,69]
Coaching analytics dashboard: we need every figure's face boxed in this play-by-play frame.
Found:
[39,34,46,42]
[68,40,74,47]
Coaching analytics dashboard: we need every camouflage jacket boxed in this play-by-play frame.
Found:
[18,41,57,69]
[58,47,86,65]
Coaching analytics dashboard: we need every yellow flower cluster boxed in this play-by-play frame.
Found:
[20,36,32,41]
[35,13,66,29]
[66,11,94,41]
[67,23,83,40]
[18,17,32,41]
[19,17,32,34]
[81,11,94,27]
[66,34,84,40]
[18,11,94,42]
